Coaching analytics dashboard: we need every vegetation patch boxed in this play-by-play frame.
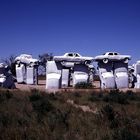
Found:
[75,82,93,89]
[0,89,139,140]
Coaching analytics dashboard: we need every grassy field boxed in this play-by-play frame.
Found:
[0,89,140,140]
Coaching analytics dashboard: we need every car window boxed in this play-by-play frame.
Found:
[75,53,80,57]
[25,56,32,59]
[108,53,113,55]
[67,53,73,57]
[114,53,118,55]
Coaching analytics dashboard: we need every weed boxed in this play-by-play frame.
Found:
[0,90,13,103]
[75,82,93,89]
[103,90,128,104]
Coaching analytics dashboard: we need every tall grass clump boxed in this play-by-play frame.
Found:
[75,82,93,89]
[0,89,139,140]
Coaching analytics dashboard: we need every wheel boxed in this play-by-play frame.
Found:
[103,58,108,64]
[85,60,91,65]
[29,62,34,67]
[61,61,65,65]
[16,60,20,65]
[124,58,129,63]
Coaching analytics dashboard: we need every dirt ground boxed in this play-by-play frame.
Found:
[15,80,140,93]
[15,80,101,91]
[15,80,46,91]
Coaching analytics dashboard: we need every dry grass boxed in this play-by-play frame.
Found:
[0,89,140,140]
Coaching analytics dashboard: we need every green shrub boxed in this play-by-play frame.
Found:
[125,90,140,101]
[103,90,128,104]
[32,98,53,114]
[98,104,119,129]
[75,82,92,89]
[47,109,69,132]
[73,92,81,98]
[113,128,140,140]
[0,90,13,103]
[88,92,103,102]
[29,93,54,119]
[29,93,42,102]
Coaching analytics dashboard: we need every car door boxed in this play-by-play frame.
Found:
[108,52,114,59]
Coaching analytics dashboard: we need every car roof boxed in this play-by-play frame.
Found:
[20,54,32,57]
[105,52,119,54]
[106,52,118,54]
[65,52,79,54]
[64,52,81,55]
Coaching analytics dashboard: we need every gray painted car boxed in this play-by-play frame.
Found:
[53,52,94,64]
[15,54,39,65]
[95,52,131,63]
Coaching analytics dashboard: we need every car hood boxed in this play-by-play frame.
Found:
[95,54,131,59]
[54,56,94,60]
[29,58,39,62]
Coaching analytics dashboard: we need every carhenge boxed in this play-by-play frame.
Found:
[46,52,95,90]
[94,52,131,89]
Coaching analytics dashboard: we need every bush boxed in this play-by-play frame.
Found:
[47,109,69,132]
[75,82,92,89]
[29,92,42,102]
[73,92,81,98]
[113,128,140,140]
[98,104,119,129]
[103,90,128,104]
[29,93,54,121]
[0,90,13,103]
[125,90,140,101]
[88,92,103,102]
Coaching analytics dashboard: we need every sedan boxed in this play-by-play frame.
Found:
[53,52,94,64]
[15,54,39,65]
[95,52,131,63]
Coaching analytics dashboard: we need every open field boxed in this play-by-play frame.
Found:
[0,89,140,140]
[1,80,140,140]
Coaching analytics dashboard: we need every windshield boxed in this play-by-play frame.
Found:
[25,55,32,59]
[67,53,73,57]
[108,53,113,55]
[75,53,80,57]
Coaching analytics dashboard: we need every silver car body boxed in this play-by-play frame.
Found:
[15,54,39,65]
[0,63,15,88]
[53,52,93,63]
[95,52,131,61]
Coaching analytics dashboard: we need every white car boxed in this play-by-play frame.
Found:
[15,54,39,65]
[95,52,131,63]
[53,52,94,64]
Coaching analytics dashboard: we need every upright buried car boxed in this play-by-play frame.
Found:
[53,52,94,64]
[95,52,131,63]
[15,54,39,84]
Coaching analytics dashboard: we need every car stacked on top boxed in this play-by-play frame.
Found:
[94,52,131,63]
[53,52,94,65]
[15,54,39,66]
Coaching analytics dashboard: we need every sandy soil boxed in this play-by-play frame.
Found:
[15,80,140,93]
[15,80,101,92]
[15,80,46,91]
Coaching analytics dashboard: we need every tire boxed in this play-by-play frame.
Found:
[16,60,20,64]
[61,61,65,65]
[103,58,108,64]
[30,62,34,67]
[85,60,91,65]
[124,58,129,63]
